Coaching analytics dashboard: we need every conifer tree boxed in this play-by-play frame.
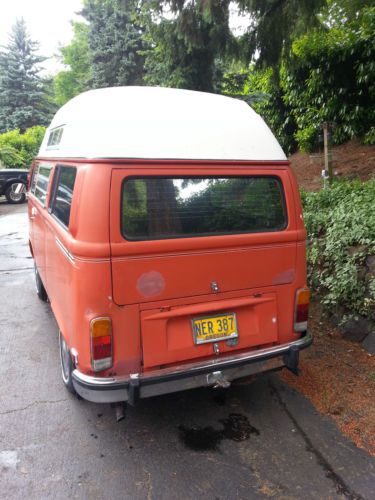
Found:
[0,18,53,133]
[142,0,232,93]
[82,0,145,88]
[236,0,326,69]
[153,0,326,75]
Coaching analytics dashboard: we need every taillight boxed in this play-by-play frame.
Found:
[90,317,112,372]
[294,288,310,332]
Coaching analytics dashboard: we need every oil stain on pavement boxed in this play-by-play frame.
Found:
[179,413,259,451]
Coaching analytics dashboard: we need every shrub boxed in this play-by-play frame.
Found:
[283,7,375,151]
[0,126,45,169]
[302,179,375,319]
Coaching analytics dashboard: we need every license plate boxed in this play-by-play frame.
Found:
[192,312,238,344]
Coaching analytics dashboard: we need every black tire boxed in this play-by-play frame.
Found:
[34,263,48,302]
[59,331,77,395]
[5,182,26,204]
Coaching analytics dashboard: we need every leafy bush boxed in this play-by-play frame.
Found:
[302,179,375,319]
[0,144,23,167]
[283,6,375,151]
[0,126,45,169]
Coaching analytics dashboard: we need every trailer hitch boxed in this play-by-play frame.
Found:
[207,371,231,389]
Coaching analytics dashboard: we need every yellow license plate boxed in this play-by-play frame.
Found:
[192,313,238,344]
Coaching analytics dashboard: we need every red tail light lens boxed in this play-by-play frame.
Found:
[294,288,310,332]
[90,317,112,372]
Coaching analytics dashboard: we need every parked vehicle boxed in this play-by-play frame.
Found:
[28,86,311,405]
[0,168,28,203]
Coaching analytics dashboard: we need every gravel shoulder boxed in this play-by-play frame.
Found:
[281,301,375,457]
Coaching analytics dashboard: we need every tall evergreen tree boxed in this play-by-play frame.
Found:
[82,0,145,88]
[233,0,326,69]
[0,18,53,133]
[142,0,233,92]
[161,0,326,73]
[141,0,326,92]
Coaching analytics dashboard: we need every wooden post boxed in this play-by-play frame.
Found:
[323,122,333,184]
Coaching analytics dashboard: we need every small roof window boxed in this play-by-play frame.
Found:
[47,126,64,148]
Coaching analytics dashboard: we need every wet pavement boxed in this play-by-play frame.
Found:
[1,201,375,499]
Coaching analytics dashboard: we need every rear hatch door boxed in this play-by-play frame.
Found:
[110,166,297,368]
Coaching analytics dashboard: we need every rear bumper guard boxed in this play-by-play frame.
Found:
[72,331,312,404]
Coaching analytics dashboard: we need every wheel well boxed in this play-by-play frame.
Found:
[3,179,27,192]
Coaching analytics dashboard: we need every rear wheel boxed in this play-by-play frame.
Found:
[5,182,26,204]
[34,264,48,302]
[59,331,76,395]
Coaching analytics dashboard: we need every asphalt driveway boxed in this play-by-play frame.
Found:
[0,201,374,499]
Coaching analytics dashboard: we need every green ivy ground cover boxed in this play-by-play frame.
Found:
[301,179,375,321]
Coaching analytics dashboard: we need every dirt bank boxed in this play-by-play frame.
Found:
[289,140,375,191]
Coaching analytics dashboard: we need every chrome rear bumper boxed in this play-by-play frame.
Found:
[72,331,312,404]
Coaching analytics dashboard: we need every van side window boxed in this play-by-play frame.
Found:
[50,166,77,228]
[121,176,287,241]
[30,164,39,194]
[34,165,52,206]
[47,126,64,147]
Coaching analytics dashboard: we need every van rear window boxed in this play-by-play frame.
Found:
[121,176,287,241]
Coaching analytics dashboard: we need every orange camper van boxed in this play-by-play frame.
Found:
[28,87,311,406]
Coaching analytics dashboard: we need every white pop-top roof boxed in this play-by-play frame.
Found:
[39,86,286,161]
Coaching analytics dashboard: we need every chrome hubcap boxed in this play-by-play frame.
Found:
[9,183,24,201]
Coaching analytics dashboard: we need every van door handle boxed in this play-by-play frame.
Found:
[30,207,38,219]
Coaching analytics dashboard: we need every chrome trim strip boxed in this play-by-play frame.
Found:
[74,256,111,263]
[72,331,312,389]
[54,238,110,263]
[55,237,75,264]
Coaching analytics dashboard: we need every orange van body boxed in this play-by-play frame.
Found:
[28,87,311,404]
